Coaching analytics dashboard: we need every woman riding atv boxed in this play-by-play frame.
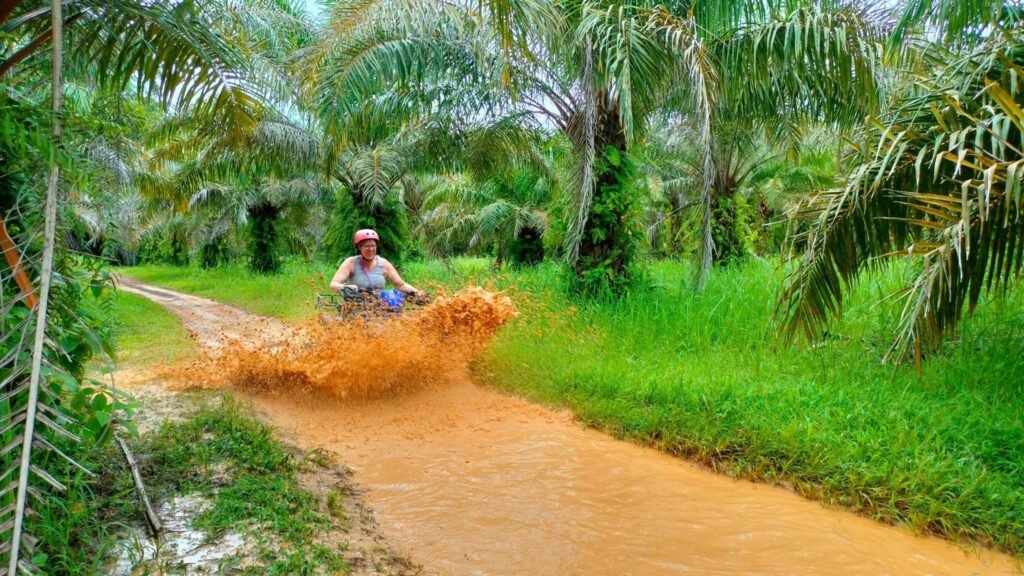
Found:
[329,229,425,300]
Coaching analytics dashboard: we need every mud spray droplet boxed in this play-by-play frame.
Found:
[172,287,517,399]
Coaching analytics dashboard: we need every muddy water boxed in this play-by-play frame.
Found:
[120,279,1021,576]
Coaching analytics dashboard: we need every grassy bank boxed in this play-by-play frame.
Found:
[113,291,195,366]
[120,261,333,323]
[135,395,353,573]
[116,258,1024,557]
[35,393,371,574]
[501,263,1024,554]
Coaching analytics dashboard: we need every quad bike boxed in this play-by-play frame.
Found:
[315,287,431,324]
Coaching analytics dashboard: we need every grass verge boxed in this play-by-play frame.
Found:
[113,290,195,366]
[119,262,333,323]
[137,394,351,574]
[115,258,1024,557]
[39,393,366,574]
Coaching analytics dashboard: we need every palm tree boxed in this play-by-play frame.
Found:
[139,109,329,272]
[641,121,776,263]
[420,166,553,265]
[0,1,310,570]
[321,137,421,265]
[305,0,885,293]
[642,118,842,261]
[781,2,1024,364]
[303,0,699,292]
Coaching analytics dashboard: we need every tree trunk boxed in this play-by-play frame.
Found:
[665,191,686,257]
[507,224,544,267]
[573,102,637,294]
[709,187,744,264]
[248,200,281,273]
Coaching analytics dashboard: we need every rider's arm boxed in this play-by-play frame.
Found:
[329,258,356,293]
[381,259,421,295]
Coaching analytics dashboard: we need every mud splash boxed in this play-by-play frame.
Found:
[173,287,516,399]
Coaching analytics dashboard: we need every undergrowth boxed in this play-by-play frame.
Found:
[133,394,350,574]
[35,393,353,574]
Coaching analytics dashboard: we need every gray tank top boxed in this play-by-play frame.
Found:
[350,256,386,290]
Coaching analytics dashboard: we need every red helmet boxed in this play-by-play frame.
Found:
[353,229,380,247]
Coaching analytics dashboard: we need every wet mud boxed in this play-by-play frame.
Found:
[168,285,517,399]
[119,278,1022,576]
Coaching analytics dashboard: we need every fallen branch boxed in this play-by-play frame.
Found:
[117,435,162,538]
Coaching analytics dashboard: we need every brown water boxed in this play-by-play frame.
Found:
[120,279,1022,576]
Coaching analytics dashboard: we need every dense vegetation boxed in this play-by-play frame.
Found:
[2,0,1024,571]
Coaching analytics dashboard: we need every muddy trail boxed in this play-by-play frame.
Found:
[120,279,1020,576]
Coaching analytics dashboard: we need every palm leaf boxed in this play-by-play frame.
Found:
[781,30,1024,362]
[0,2,89,571]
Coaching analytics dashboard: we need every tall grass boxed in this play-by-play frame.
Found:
[115,258,1024,556]
[478,259,1024,555]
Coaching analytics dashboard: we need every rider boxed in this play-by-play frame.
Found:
[329,229,424,298]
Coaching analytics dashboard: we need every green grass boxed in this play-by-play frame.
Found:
[141,395,349,574]
[478,259,1024,556]
[120,261,335,323]
[42,394,354,574]
[114,257,1024,557]
[113,291,195,366]
[25,438,132,575]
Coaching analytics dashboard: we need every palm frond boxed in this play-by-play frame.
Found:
[781,30,1024,362]
[306,0,484,143]
[716,3,886,143]
[1,3,88,570]
[577,3,674,143]
[645,5,719,286]
[891,0,1023,49]
[563,35,597,266]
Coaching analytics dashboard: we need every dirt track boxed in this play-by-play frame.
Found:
[120,278,1022,576]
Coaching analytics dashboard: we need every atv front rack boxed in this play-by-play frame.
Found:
[315,289,429,323]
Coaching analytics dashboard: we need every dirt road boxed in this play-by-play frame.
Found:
[120,279,1021,576]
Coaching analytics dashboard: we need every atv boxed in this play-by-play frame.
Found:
[315,287,430,324]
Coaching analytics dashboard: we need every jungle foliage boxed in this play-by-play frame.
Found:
[5,0,1024,568]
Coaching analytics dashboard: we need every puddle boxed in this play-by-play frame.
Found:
[111,495,249,575]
